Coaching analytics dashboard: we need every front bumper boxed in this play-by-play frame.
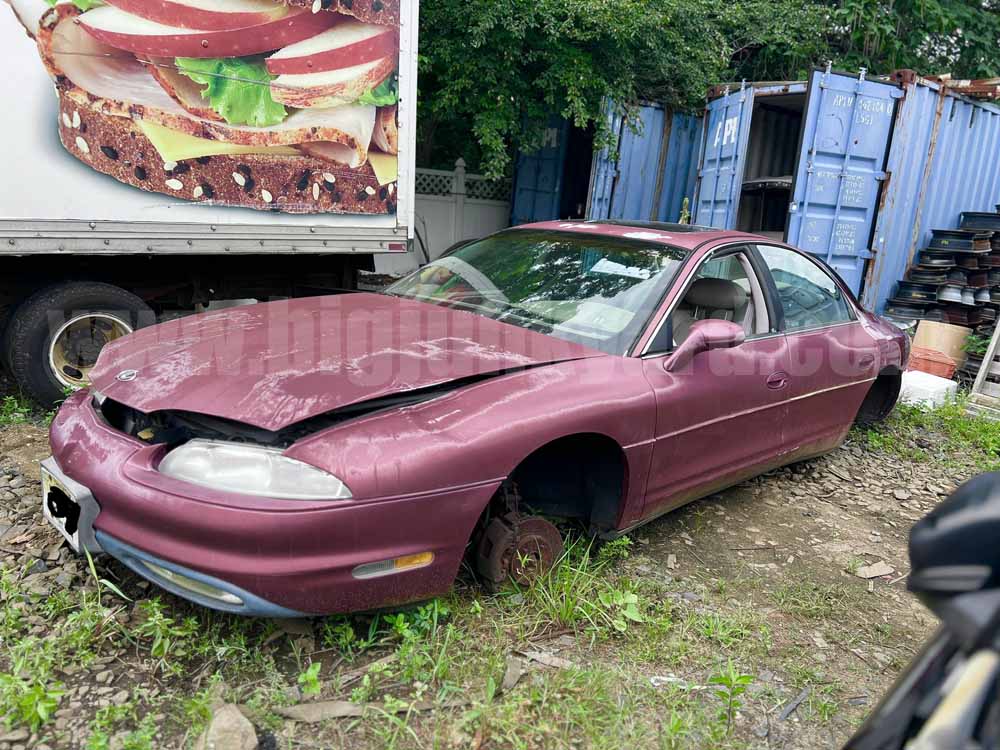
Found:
[96,531,306,617]
[48,391,499,615]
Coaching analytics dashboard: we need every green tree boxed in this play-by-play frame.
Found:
[828,0,1000,78]
[417,0,1000,177]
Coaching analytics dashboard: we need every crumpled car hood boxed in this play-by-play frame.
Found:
[89,293,606,431]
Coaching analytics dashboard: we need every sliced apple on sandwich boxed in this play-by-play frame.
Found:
[78,4,340,59]
[268,21,397,108]
[102,0,290,31]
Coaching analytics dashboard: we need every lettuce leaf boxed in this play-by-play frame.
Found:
[358,77,399,107]
[46,0,104,10]
[174,57,287,128]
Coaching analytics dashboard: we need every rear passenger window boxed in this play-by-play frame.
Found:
[756,245,853,331]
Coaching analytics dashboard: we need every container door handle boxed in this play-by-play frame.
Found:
[766,372,789,390]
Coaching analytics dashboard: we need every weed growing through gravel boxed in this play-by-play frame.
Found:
[0,394,32,425]
[709,659,754,736]
[131,598,200,674]
[297,661,322,697]
[0,636,64,731]
[506,539,645,635]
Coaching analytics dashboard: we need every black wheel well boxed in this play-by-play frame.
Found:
[500,433,628,534]
[856,366,902,426]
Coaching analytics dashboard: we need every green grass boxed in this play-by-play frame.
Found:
[772,581,859,620]
[0,394,33,425]
[503,539,646,636]
[859,396,1000,471]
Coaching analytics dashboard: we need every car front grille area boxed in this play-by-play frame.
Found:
[93,396,289,448]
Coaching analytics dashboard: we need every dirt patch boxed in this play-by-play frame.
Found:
[0,423,50,477]
[622,434,959,747]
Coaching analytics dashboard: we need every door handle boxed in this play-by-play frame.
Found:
[766,372,789,390]
[859,354,875,369]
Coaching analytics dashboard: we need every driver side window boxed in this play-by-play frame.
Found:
[647,249,769,354]
[756,245,853,332]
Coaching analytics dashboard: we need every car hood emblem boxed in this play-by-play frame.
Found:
[116,369,139,382]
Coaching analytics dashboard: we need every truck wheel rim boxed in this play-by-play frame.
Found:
[48,313,133,390]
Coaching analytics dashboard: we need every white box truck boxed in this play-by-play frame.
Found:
[0,0,417,403]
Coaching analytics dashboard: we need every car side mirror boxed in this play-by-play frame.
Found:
[664,319,745,373]
[908,472,1000,651]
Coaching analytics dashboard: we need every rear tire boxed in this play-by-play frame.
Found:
[4,282,154,405]
[855,370,902,427]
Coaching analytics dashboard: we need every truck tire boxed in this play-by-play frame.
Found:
[1,298,26,374]
[4,282,154,405]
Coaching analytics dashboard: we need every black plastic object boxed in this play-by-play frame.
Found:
[961,212,1000,232]
[843,628,959,750]
[929,229,992,254]
[888,296,935,308]
[908,472,1000,650]
[895,282,939,301]
[917,251,955,268]
[908,269,948,284]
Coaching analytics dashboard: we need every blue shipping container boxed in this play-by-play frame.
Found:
[582,71,1000,311]
[587,101,702,223]
[862,76,1000,311]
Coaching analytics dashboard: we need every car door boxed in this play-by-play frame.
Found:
[639,245,792,519]
[754,244,879,458]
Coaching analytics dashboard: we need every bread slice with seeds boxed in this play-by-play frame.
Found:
[59,101,395,215]
[285,0,399,26]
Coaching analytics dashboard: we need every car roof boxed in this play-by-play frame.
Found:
[515,220,762,251]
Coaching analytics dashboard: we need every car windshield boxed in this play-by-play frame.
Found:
[384,229,689,355]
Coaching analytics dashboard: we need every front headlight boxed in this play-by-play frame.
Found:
[158,439,352,500]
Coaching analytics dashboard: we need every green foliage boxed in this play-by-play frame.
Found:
[85,548,131,603]
[0,638,64,732]
[773,581,854,619]
[0,394,32,425]
[873,399,1000,464]
[830,0,1000,79]
[512,539,645,634]
[964,331,992,357]
[708,660,753,735]
[697,613,751,648]
[596,536,633,564]
[297,661,322,697]
[418,0,1000,176]
[86,709,158,750]
[46,0,104,11]
[131,598,199,672]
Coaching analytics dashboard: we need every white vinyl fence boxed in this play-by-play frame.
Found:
[374,159,512,277]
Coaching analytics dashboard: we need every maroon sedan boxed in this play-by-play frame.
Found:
[42,222,907,616]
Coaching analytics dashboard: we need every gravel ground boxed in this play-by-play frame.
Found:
[0,382,994,749]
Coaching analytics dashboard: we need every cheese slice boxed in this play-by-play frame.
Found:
[138,120,300,163]
[368,151,398,186]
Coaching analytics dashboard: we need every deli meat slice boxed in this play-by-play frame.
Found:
[40,9,376,166]
[372,105,398,155]
[141,57,225,122]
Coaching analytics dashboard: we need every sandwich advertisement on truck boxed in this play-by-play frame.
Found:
[4,0,405,222]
